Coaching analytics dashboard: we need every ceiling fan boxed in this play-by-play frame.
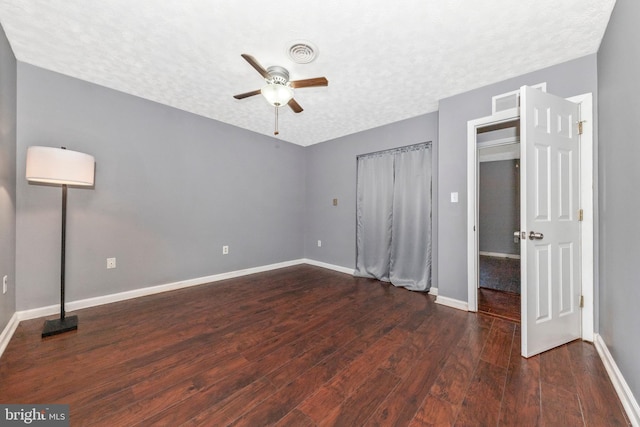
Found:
[233,53,328,135]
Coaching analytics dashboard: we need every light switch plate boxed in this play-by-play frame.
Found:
[451,192,459,203]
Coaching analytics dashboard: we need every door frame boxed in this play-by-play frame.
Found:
[466,92,594,341]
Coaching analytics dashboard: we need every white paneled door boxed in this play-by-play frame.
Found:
[520,86,582,358]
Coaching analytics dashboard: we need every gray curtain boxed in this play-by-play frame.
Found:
[355,143,432,291]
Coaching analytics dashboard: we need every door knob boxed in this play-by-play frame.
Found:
[529,231,544,240]
[514,231,526,240]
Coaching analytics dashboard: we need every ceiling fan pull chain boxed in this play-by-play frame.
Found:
[274,105,279,135]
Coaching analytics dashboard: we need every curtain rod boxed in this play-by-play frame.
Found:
[356,141,432,159]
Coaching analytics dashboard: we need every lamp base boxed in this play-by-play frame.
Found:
[42,315,78,338]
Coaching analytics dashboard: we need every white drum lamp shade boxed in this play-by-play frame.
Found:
[26,146,95,186]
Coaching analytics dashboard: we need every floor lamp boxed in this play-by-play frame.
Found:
[25,146,95,338]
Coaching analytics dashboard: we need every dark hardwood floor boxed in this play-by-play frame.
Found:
[478,288,520,323]
[479,255,521,322]
[0,265,629,426]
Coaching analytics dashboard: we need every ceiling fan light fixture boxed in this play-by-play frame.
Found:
[261,83,293,107]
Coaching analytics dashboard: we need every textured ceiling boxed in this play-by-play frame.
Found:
[0,0,616,146]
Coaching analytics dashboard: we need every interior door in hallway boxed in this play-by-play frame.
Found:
[520,85,581,357]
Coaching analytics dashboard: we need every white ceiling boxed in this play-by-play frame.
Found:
[0,0,615,146]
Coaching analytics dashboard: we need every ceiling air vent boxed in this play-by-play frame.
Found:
[287,41,318,64]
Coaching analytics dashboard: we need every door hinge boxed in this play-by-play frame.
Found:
[578,121,584,135]
[579,209,584,221]
[579,295,584,308]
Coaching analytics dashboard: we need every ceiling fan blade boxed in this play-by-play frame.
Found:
[289,77,328,89]
[241,54,271,80]
[288,98,303,113]
[233,89,262,100]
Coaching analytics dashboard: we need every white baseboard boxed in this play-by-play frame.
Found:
[303,259,439,296]
[0,259,439,360]
[594,334,640,426]
[0,313,19,359]
[479,251,521,259]
[2,259,312,359]
[15,259,307,322]
[301,258,355,275]
[3,259,357,359]
[435,295,469,311]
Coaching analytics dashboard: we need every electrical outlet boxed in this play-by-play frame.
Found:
[107,258,116,269]
[317,240,322,247]
[2,275,7,294]
[222,245,229,255]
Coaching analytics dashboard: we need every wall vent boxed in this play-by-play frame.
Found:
[492,83,547,115]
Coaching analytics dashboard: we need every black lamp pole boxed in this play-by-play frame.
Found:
[42,177,78,337]
[61,184,66,320]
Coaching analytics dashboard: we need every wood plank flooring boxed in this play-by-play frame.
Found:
[478,288,520,323]
[0,265,629,426]
[478,255,521,322]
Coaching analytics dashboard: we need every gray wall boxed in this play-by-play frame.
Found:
[304,113,439,278]
[15,63,306,310]
[479,160,520,255]
[0,24,17,329]
[597,0,640,406]
[437,54,598,301]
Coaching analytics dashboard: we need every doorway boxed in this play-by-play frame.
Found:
[476,124,521,322]
[466,88,595,357]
